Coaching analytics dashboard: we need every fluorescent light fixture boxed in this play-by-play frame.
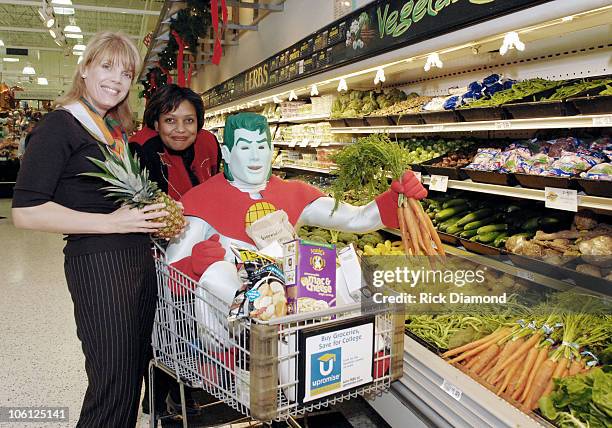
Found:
[72,50,83,56]
[54,7,75,15]
[3,58,19,62]
[64,25,81,33]
[499,31,525,55]
[37,77,49,85]
[310,84,319,97]
[22,65,36,75]
[45,16,55,28]
[73,44,86,51]
[374,67,386,84]
[65,33,83,39]
[52,0,72,4]
[337,78,348,92]
[424,53,443,71]
[49,28,57,38]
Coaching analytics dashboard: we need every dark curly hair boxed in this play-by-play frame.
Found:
[143,84,204,130]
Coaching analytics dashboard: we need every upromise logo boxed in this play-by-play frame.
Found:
[310,348,342,396]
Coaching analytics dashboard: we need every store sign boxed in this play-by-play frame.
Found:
[203,0,552,108]
[298,316,374,403]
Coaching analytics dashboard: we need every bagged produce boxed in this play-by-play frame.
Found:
[465,148,502,171]
[581,163,612,181]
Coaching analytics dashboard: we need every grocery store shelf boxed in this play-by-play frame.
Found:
[272,164,335,174]
[206,113,332,130]
[273,141,346,148]
[421,176,612,212]
[400,335,547,428]
[330,114,612,134]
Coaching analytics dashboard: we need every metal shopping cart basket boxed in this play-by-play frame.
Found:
[149,245,405,427]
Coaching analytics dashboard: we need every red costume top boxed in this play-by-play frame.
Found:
[181,174,325,245]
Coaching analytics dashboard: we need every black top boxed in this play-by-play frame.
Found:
[13,109,150,256]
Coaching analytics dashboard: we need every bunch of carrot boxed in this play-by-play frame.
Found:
[398,196,445,256]
[440,316,603,412]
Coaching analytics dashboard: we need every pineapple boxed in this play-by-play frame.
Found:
[84,144,186,238]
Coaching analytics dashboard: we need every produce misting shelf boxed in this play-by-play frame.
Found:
[420,176,612,212]
[271,164,335,174]
[389,335,551,428]
[330,114,612,134]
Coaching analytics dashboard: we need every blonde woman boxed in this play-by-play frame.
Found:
[12,32,164,427]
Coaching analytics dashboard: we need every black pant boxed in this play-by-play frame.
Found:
[65,244,157,428]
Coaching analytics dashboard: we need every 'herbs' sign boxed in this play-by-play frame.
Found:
[203,0,550,109]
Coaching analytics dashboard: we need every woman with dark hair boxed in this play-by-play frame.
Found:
[130,83,220,417]
[130,84,220,201]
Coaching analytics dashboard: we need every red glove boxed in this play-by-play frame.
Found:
[375,171,427,228]
[170,234,226,285]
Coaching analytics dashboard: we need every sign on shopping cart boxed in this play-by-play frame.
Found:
[298,316,375,403]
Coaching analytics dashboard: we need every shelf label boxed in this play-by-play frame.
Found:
[495,121,512,130]
[544,187,578,212]
[592,116,612,126]
[432,125,445,132]
[413,171,422,182]
[351,128,359,133]
[298,138,309,147]
[517,270,536,282]
[440,379,462,401]
[429,175,449,192]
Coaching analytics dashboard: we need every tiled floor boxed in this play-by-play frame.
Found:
[0,199,390,428]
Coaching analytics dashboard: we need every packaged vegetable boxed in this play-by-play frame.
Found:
[465,148,502,171]
[581,163,612,181]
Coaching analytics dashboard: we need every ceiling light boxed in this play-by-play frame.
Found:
[65,33,83,39]
[424,53,443,71]
[374,67,386,85]
[72,50,83,56]
[37,77,48,85]
[3,58,19,63]
[54,7,74,15]
[73,44,86,51]
[499,31,525,55]
[22,65,36,75]
[337,78,348,92]
[310,84,319,97]
[64,25,81,33]
[45,15,55,28]
[49,28,57,38]
[52,0,72,4]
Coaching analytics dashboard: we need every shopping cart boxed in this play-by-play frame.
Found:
[149,245,405,427]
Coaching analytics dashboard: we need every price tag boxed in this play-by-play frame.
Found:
[544,187,578,212]
[440,380,462,401]
[495,121,512,130]
[517,270,536,282]
[432,125,445,132]
[288,140,298,148]
[429,175,449,192]
[298,138,309,147]
[592,115,612,126]
[413,171,422,182]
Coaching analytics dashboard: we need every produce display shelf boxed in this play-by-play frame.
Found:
[271,164,335,174]
[421,176,612,212]
[329,114,612,134]
[396,335,550,428]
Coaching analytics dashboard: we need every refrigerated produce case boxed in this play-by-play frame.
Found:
[191,1,612,426]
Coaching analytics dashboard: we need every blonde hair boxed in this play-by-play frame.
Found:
[56,31,141,132]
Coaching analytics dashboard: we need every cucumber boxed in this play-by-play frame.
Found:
[446,224,464,235]
[477,223,508,235]
[538,217,561,227]
[442,198,468,209]
[478,231,501,244]
[521,217,541,230]
[455,208,494,227]
[438,215,464,232]
[463,214,502,231]
[469,235,479,242]
[505,204,521,213]
[435,205,469,222]
[459,229,478,238]
[493,231,510,248]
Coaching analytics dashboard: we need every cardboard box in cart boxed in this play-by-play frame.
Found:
[283,239,336,314]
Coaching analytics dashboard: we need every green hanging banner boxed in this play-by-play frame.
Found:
[203,0,552,109]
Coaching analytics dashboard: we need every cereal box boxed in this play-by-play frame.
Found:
[283,239,336,314]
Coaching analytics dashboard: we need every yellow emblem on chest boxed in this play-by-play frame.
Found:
[245,202,277,227]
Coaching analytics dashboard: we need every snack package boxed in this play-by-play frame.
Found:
[282,239,336,314]
[229,247,288,321]
[246,210,296,249]
[465,148,502,171]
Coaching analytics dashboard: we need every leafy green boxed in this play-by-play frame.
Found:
[539,366,612,428]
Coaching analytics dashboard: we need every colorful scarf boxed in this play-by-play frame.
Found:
[60,97,128,156]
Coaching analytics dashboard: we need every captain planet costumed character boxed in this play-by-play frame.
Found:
[166,112,427,305]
